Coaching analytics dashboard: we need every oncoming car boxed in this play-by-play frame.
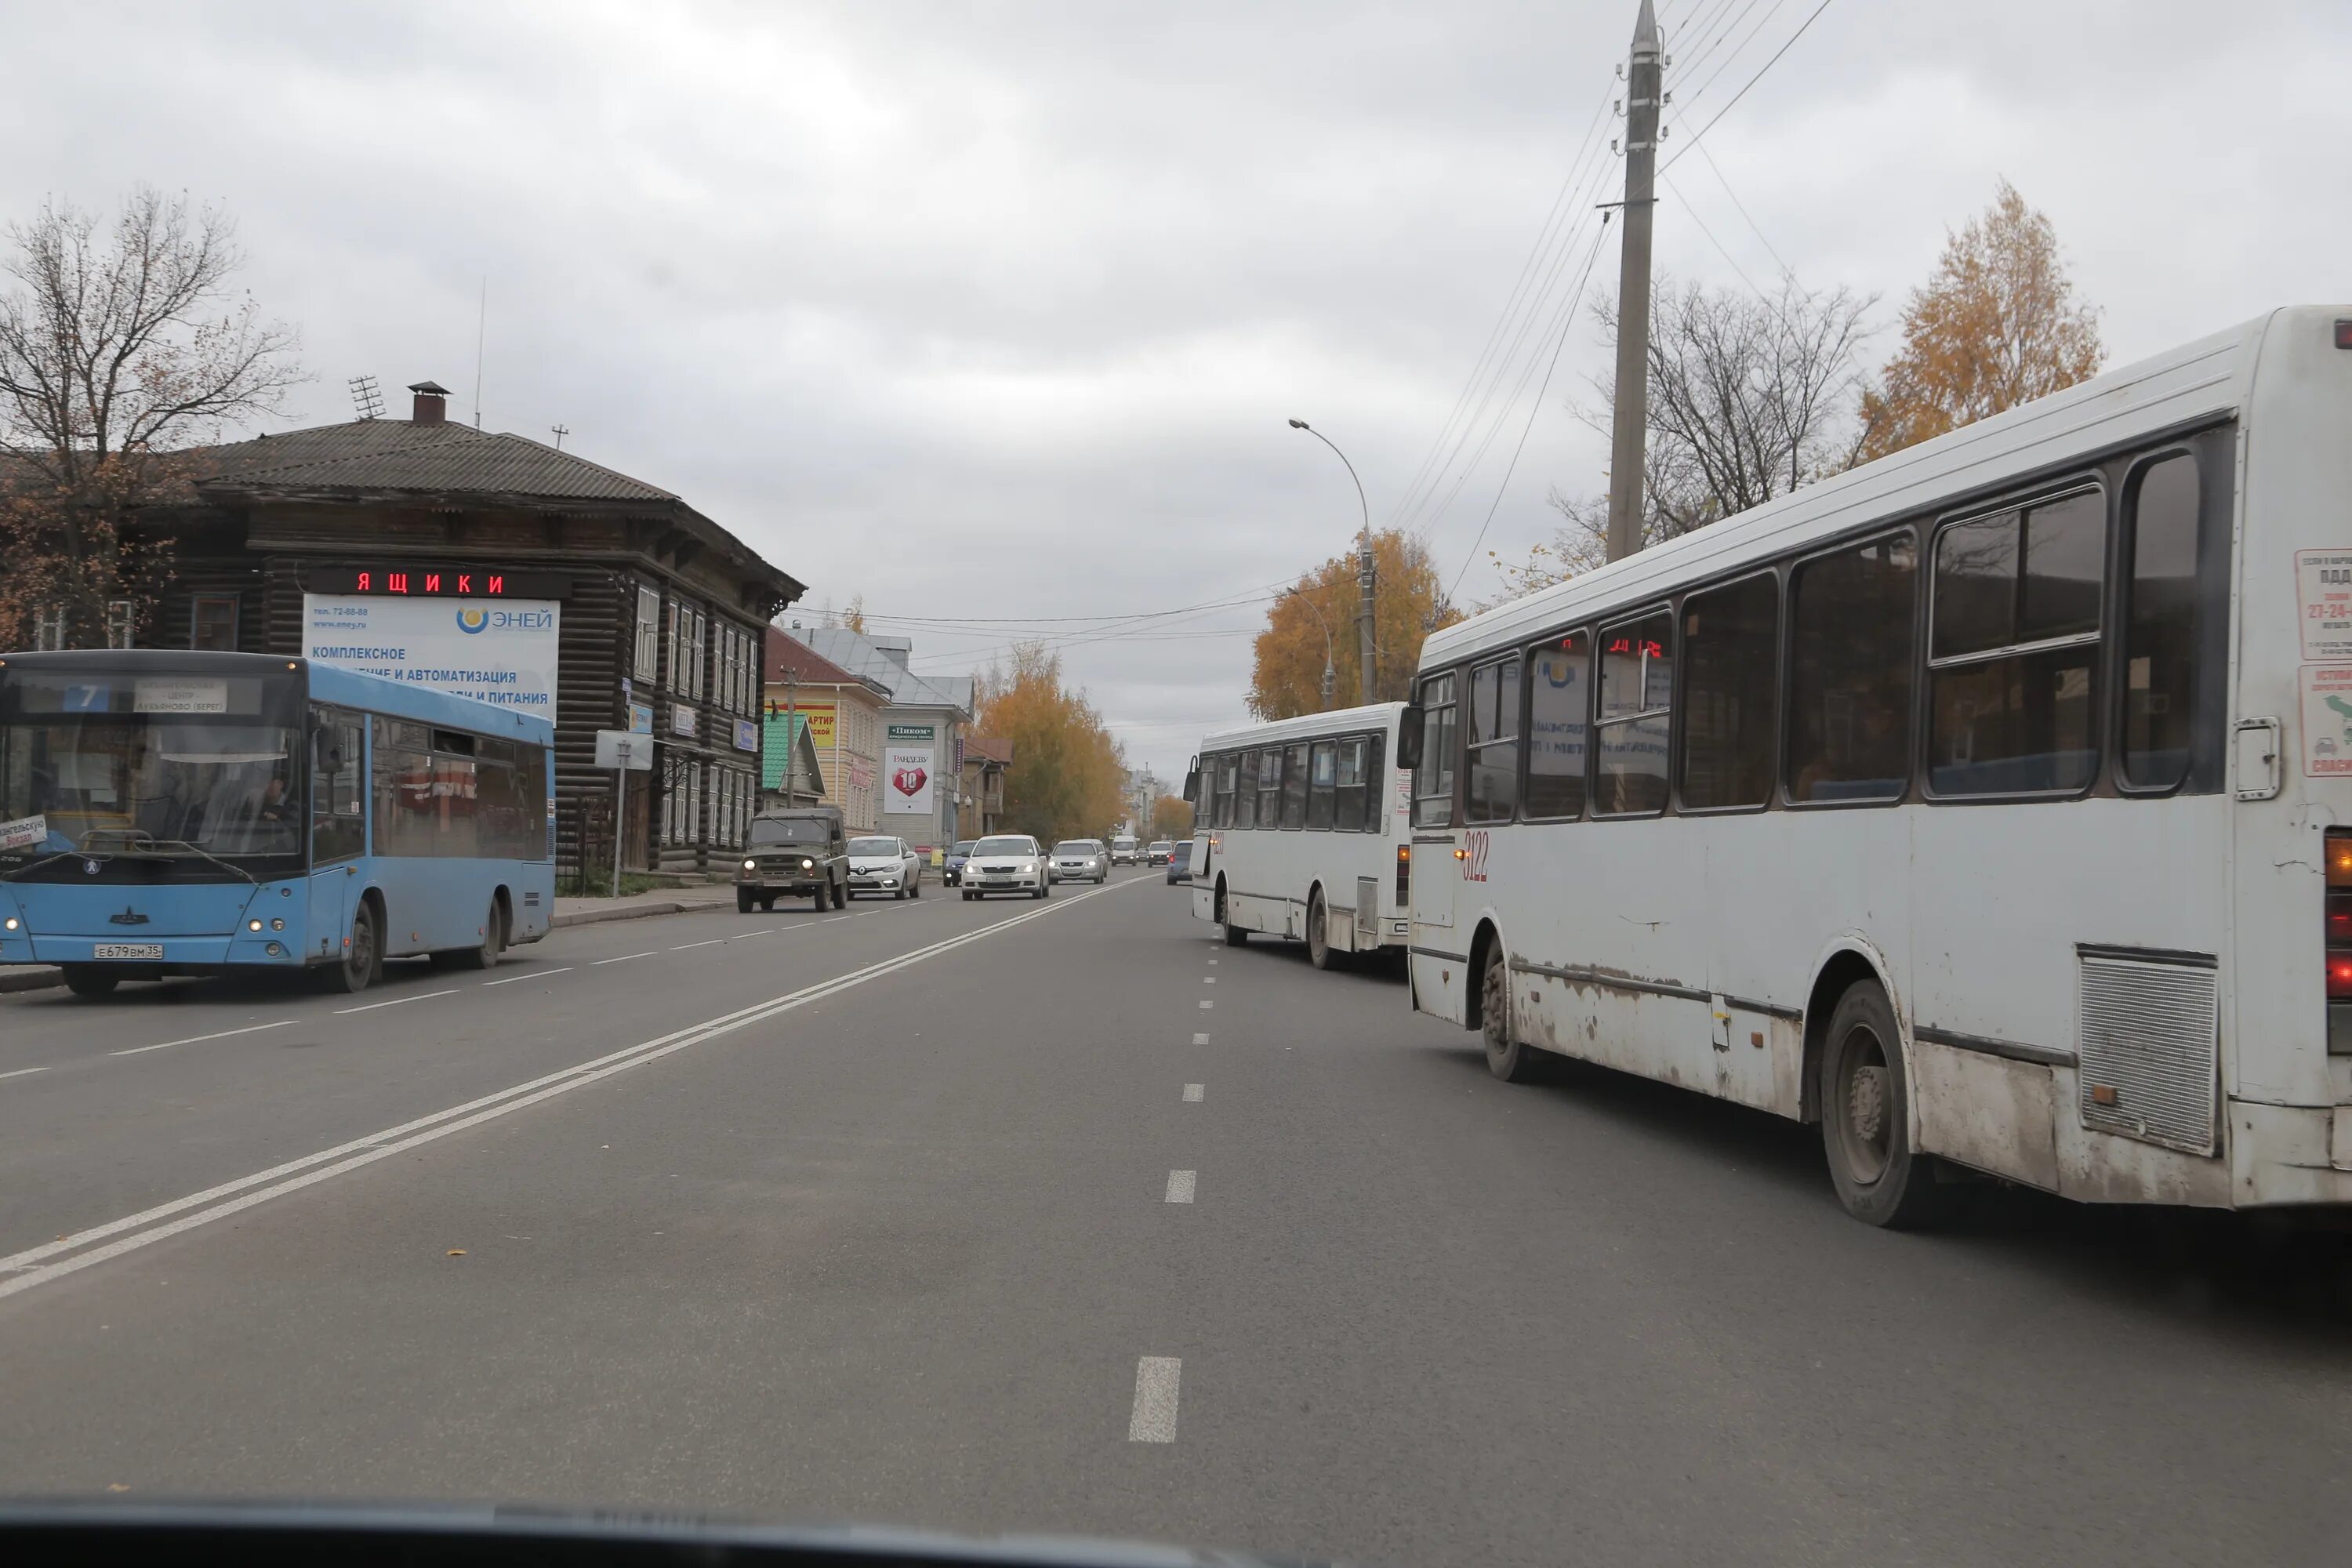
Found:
[960,834,1048,899]
[1050,839,1108,883]
[735,808,848,913]
[1145,840,1174,866]
[847,834,924,899]
[943,840,978,885]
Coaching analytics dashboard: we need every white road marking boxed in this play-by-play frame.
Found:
[731,928,777,939]
[670,938,727,951]
[1192,1033,1208,1044]
[1129,1356,1181,1443]
[1164,1170,1196,1203]
[481,966,570,986]
[591,951,656,966]
[0,1065,49,1081]
[1207,958,1218,965]
[1183,1083,1203,1102]
[0,877,1147,1303]
[1203,977,1216,984]
[111,1019,294,1057]
[333,988,458,1015]
[1198,1000,1212,1010]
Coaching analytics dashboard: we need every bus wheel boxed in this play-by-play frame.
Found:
[1217,884,1247,946]
[330,902,379,995]
[1820,982,1952,1229]
[1480,942,1543,1083]
[61,966,121,999]
[1307,889,1348,971]
[443,900,503,971]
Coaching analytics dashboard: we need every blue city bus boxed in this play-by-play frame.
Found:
[0,650,554,998]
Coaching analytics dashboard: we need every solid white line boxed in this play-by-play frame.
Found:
[1129,1356,1181,1443]
[1164,1170,1196,1203]
[1182,1083,1203,1102]
[0,877,1147,1302]
[481,966,571,987]
[591,951,656,966]
[333,988,458,1015]
[1192,1033,1208,1045]
[670,938,727,951]
[111,1019,294,1057]
[1197,1000,1212,1010]
[0,1065,49,1081]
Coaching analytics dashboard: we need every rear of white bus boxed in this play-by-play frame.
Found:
[2226,307,2352,1204]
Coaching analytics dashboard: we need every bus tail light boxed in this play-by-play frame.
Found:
[2328,831,2352,1051]
[1396,844,1410,905]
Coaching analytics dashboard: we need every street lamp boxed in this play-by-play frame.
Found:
[1288,419,1376,706]
[1285,586,1338,710]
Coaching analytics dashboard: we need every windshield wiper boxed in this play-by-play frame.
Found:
[11,829,266,885]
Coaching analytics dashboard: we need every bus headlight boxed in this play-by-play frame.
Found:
[2,916,17,931]
[270,918,285,931]
[249,919,264,931]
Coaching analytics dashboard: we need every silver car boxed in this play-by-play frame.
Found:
[1050,839,1108,884]
[846,834,924,899]
[961,834,1050,900]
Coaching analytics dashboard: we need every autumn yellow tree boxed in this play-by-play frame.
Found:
[1149,794,1193,841]
[1858,179,2103,461]
[971,642,1127,844]
[1249,528,1461,720]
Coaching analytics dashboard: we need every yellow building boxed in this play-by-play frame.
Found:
[762,627,891,832]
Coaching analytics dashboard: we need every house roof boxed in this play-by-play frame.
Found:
[966,735,1013,766]
[187,416,803,604]
[765,627,889,697]
[802,626,971,715]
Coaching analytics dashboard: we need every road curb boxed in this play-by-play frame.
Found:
[550,898,732,930]
[0,967,62,995]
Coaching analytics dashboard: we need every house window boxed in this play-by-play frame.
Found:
[633,587,661,681]
[191,594,239,652]
[34,606,67,650]
[105,601,136,649]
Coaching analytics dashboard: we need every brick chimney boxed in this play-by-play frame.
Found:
[408,379,451,425]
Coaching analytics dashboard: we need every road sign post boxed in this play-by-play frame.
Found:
[594,730,652,898]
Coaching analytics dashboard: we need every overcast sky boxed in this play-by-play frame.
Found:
[5,0,2348,779]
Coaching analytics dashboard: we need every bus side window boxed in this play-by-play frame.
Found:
[310,711,365,863]
[2119,454,2199,790]
[1788,533,1915,804]
[1280,742,1309,829]
[1307,739,1338,830]
[1465,655,1520,822]
[1525,631,1588,819]
[1333,736,1367,831]
[1595,610,1673,817]
[1234,750,1259,829]
[1679,573,1779,810]
[1259,747,1284,826]
[1413,673,1457,829]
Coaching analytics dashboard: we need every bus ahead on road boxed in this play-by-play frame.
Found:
[1185,701,1410,967]
[0,650,553,998]
[1401,304,2352,1225]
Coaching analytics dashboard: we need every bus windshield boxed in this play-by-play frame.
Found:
[0,666,303,865]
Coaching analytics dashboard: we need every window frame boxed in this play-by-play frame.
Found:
[1674,568,1782,817]
[1279,741,1310,829]
[1463,653,1523,824]
[1922,478,2108,804]
[1778,524,1920,811]
[1591,604,1675,820]
[1332,734,1369,833]
[633,586,662,682]
[191,593,240,652]
[1412,671,1459,829]
[1520,626,1592,823]
[104,600,136,649]
[1306,739,1338,831]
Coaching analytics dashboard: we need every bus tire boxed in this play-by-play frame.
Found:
[1218,883,1247,946]
[330,901,379,995]
[1480,942,1543,1083]
[1819,982,1954,1229]
[1306,888,1347,971]
[441,900,503,971]
[62,966,121,999]
[737,888,755,914]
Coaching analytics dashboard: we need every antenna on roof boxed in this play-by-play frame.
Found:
[550,423,570,451]
[347,376,384,421]
[472,274,486,430]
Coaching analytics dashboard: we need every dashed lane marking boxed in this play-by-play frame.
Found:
[1164,1170,1196,1203]
[0,1065,49,1081]
[1198,1000,1212,1010]
[111,1019,294,1057]
[590,952,657,966]
[333,988,458,1015]
[1129,1357,1181,1443]
[1183,1083,1203,1102]
[1192,1033,1208,1044]
[481,966,570,986]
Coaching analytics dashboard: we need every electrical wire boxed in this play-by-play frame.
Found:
[1689,137,1795,281]
[1662,0,1836,174]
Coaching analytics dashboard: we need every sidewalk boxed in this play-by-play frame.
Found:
[0,881,742,996]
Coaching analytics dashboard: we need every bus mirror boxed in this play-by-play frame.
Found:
[1396,707,1425,771]
[1181,767,1200,804]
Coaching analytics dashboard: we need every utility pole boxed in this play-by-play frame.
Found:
[1605,0,1662,563]
[1356,538,1377,707]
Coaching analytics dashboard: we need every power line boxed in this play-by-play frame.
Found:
[1662,0,1836,174]
[1674,0,1782,96]
[1689,136,1795,281]
[1661,170,1766,297]
[1446,217,1613,600]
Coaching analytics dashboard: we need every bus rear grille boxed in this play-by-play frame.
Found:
[2076,949,2220,1156]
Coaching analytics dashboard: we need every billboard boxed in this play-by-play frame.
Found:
[883,745,935,817]
[303,593,559,713]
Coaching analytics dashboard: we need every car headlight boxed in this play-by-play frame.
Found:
[801,858,814,869]
[743,858,757,872]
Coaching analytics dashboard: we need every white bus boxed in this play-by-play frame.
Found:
[1400,304,2352,1226]
[1185,702,1412,967]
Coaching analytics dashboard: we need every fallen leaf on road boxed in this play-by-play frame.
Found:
[107,1483,129,1493]
[446,1249,467,1257]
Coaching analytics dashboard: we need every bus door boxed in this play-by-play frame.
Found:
[1406,673,1469,1024]
[306,710,365,964]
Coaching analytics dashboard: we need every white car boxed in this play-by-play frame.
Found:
[1050,839,1109,883]
[846,835,924,899]
[961,834,1050,900]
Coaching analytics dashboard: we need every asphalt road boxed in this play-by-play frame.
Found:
[2,866,2349,1566]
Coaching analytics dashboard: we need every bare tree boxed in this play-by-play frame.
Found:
[1490,274,1874,597]
[0,187,304,648]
